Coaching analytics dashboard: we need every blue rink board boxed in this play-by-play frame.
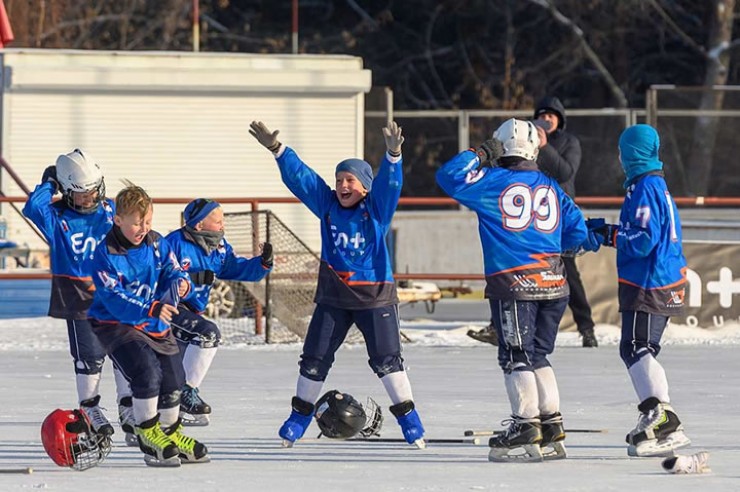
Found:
[0,279,50,318]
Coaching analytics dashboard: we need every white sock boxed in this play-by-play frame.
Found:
[76,373,101,403]
[159,406,179,427]
[182,345,218,389]
[628,354,670,403]
[380,371,414,404]
[133,396,158,425]
[113,366,132,402]
[534,366,560,415]
[504,371,539,419]
[296,375,324,404]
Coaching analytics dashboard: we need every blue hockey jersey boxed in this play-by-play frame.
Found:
[88,229,191,348]
[436,150,587,300]
[165,228,271,314]
[616,174,686,315]
[275,147,401,309]
[22,181,115,319]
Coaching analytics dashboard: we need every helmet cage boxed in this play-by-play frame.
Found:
[357,396,383,438]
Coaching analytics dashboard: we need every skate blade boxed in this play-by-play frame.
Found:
[180,454,211,464]
[413,438,426,449]
[124,432,139,447]
[629,432,691,457]
[143,455,181,468]
[282,439,295,448]
[541,441,567,460]
[180,412,210,427]
[488,444,544,462]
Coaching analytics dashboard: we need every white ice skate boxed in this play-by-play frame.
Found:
[626,399,691,457]
[662,451,711,474]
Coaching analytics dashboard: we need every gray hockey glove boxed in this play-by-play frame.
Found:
[42,165,60,193]
[475,138,504,167]
[249,121,281,153]
[261,242,273,268]
[382,121,404,157]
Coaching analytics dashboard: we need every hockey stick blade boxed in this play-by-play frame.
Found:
[464,429,606,437]
[0,467,33,474]
[301,437,480,445]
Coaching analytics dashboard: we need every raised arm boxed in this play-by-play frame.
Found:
[369,121,404,225]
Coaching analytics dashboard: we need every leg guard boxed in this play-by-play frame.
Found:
[279,397,314,447]
[389,400,425,448]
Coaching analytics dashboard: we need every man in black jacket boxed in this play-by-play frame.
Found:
[468,97,598,348]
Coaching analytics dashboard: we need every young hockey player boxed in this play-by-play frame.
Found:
[165,198,273,425]
[88,183,209,467]
[249,120,426,449]
[22,149,134,443]
[581,124,690,457]
[436,119,587,462]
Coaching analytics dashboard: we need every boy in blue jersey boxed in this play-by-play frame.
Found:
[165,199,273,425]
[249,120,426,449]
[88,183,209,467]
[23,149,133,442]
[581,124,689,457]
[437,119,587,462]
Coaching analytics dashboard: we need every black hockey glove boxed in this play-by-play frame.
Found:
[188,270,215,286]
[261,242,273,268]
[42,165,60,193]
[475,138,504,167]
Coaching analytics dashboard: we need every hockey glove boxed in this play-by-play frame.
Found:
[189,270,215,286]
[261,242,274,268]
[42,165,60,193]
[382,121,404,157]
[586,218,618,248]
[249,121,281,153]
[475,138,505,167]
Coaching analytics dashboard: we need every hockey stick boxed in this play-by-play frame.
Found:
[302,437,480,445]
[0,467,33,474]
[464,429,606,437]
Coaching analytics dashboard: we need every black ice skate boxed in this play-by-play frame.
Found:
[466,324,499,346]
[540,412,567,460]
[488,416,543,462]
[180,384,212,426]
[626,397,690,457]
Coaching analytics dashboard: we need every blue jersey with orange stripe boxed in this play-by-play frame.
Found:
[274,146,401,309]
[436,150,587,301]
[88,230,191,338]
[616,174,686,315]
[22,181,115,319]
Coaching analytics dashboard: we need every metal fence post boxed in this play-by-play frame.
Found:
[264,211,272,343]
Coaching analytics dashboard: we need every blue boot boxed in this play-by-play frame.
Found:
[390,400,426,448]
[279,397,314,447]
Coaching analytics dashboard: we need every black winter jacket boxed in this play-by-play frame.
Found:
[534,97,582,198]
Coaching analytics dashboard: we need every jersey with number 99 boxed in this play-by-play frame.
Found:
[436,150,587,301]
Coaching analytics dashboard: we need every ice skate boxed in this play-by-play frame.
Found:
[279,397,314,447]
[540,412,567,460]
[180,384,211,427]
[488,416,543,462]
[118,396,138,447]
[466,324,499,346]
[662,451,710,474]
[163,418,210,464]
[135,414,180,467]
[390,401,426,449]
[626,397,690,457]
[80,395,115,437]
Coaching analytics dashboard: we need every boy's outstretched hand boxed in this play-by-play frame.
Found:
[383,121,404,157]
[249,121,281,152]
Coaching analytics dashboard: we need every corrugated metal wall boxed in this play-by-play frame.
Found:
[0,50,371,255]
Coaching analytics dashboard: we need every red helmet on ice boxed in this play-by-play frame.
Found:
[40,409,111,471]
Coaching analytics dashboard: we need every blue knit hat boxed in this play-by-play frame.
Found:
[335,158,373,192]
[183,198,220,228]
[618,124,664,188]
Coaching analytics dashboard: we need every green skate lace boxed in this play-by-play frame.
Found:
[168,424,196,453]
[137,424,174,451]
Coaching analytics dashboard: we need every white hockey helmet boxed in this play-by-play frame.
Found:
[493,118,540,161]
[55,149,106,212]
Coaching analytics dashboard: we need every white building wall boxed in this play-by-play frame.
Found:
[0,49,370,255]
